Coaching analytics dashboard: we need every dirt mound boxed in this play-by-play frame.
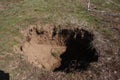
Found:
[20,25,98,72]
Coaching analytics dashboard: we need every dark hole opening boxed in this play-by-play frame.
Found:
[54,28,98,73]
[0,70,9,80]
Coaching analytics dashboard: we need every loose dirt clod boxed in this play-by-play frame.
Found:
[20,25,98,72]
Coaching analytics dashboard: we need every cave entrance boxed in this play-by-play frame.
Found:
[54,28,98,73]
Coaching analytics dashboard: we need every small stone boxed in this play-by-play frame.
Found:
[89,75,92,77]
[107,57,111,61]
[115,53,117,54]
[114,71,117,74]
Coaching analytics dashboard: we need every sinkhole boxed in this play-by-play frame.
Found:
[53,28,99,72]
[21,26,99,73]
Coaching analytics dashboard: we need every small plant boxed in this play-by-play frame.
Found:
[51,51,59,58]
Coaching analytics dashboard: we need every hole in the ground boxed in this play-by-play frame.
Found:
[54,28,98,73]
[21,26,98,72]
[0,70,9,80]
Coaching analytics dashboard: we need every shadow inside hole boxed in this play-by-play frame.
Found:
[0,70,9,80]
[54,29,99,73]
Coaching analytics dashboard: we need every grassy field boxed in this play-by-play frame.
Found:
[0,0,100,55]
[0,0,120,80]
[92,0,120,12]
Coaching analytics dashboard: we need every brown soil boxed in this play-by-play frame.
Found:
[0,2,6,10]
[20,24,98,72]
[20,25,66,70]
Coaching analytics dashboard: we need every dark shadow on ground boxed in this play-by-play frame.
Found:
[0,70,9,80]
[54,29,99,73]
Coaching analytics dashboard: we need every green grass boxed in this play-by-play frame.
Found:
[0,0,111,68]
[0,1,99,77]
[92,0,120,12]
[0,0,120,79]
[0,0,100,54]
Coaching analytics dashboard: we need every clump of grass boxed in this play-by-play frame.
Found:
[51,51,60,59]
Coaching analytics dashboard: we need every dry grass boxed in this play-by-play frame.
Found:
[0,0,120,80]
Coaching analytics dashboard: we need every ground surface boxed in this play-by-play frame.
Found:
[20,25,66,71]
[0,0,120,80]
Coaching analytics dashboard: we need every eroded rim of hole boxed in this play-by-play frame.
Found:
[53,28,99,73]
[20,26,99,73]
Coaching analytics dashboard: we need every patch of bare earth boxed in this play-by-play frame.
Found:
[20,24,98,73]
[0,2,6,10]
[20,25,66,71]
